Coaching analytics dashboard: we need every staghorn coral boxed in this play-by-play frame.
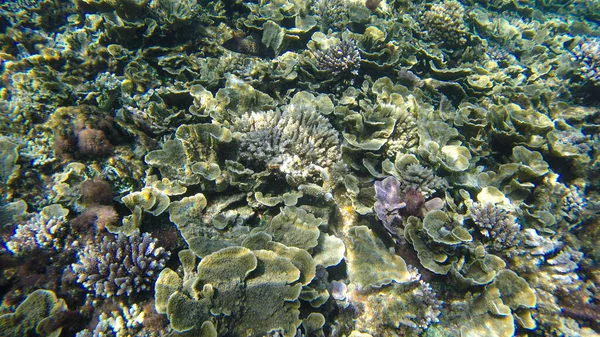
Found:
[418,0,468,48]
[571,38,600,86]
[71,231,170,298]
[469,202,521,252]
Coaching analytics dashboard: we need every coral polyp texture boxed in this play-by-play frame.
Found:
[71,231,170,298]
[231,102,341,186]
[0,0,599,336]
[572,37,600,86]
[313,38,361,78]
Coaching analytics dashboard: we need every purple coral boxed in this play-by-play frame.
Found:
[5,212,68,255]
[469,202,520,252]
[571,37,600,86]
[71,231,170,298]
[374,176,444,235]
[374,176,406,234]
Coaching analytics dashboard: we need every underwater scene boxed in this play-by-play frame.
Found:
[0,0,599,336]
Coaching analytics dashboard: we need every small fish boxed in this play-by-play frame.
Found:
[222,32,274,58]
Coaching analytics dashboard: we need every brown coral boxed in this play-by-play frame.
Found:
[80,178,114,206]
[75,128,113,157]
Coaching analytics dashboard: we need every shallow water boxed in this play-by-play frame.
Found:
[0,0,599,336]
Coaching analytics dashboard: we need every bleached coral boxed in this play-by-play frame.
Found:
[232,102,341,186]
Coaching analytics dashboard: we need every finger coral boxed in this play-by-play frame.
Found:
[71,231,170,298]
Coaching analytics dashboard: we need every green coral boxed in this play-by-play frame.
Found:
[156,247,304,337]
[346,226,410,289]
[0,289,67,337]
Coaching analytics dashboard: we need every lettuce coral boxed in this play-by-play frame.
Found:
[155,246,304,337]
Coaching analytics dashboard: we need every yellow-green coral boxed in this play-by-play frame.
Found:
[156,247,304,337]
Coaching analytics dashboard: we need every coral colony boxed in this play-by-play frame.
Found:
[0,0,599,336]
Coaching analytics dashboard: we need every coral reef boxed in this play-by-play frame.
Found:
[71,231,170,298]
[0,0,599,336]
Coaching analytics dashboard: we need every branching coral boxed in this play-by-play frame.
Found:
[313,38,361,79]
[469,202,521,252]
[399,163,448,198]
[232,102,341,186]
[71,231,170,298]
[572,38,600,86]
[5,204,70,256]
